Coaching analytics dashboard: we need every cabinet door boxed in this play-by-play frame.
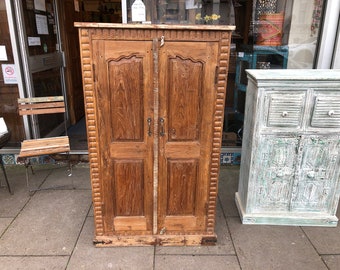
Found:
[252,136,299,212]
[157,41,218,233]
[291,136,340,212]
[93,40,154,234]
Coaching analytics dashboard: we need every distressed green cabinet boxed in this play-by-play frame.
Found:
[236,70,340,226]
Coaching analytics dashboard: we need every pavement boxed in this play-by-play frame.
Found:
[1,163,340,270]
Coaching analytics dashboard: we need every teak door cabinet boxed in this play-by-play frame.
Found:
[75,23,235,246]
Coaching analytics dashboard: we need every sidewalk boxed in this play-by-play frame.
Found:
[1,164,339,269]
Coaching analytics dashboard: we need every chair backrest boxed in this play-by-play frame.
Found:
[18,96,66,116]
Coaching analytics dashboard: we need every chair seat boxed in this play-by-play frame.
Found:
[18,136,70,158]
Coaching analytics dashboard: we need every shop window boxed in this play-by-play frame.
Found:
[224,0,326,148]
[125,0,235,25]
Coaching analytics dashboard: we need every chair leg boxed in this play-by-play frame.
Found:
[0,154,13,195]
[67,152,74,189]
[24,158,34,195]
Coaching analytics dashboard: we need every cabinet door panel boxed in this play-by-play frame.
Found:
[94,40,154,234]
[167,58,202,141]
[252,136,299,212]
[292,136,340,212]
[158,41,218,232]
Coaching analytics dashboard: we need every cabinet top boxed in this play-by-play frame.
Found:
[246,69,340,83]
[74,22,235,31]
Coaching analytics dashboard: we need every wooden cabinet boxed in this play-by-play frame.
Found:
[236,69,340,227]
[76,23,235,246]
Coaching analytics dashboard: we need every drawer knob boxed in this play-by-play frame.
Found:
[328,110,335,116]
[281,111,288,117]
[307,171,315,178]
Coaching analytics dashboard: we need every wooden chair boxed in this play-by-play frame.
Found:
[17,96,72,193]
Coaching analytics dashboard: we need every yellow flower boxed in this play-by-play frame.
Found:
[211,14,221,21]
[195,13,202,20]
[204,15,211,22]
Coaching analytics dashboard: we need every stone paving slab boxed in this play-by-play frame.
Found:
[0,166,51,217]
[218,166,240,217]
[40,165,91,190]
[0,218,12,235]
[154,254,240,270]
[227,217,328,270]
[322,255,340,270]
[0,256,69,270]
[0,190,91,256]
[302,225,340,254]
[67,217,154,270]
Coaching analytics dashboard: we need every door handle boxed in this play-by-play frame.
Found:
[159,118,165,137]
[147,117,152,136]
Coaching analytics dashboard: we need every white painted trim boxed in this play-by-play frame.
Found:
[5,0,31,139]
[331,16,340,69]
[121,0,127,23]
[316,0,340,69]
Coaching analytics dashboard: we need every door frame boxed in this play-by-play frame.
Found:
[315,0,340,68]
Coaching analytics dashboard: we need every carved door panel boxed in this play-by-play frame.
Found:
[291,136,340,212]
[253,136,299,212]
[93,40,154,234]
[157,41,218,232]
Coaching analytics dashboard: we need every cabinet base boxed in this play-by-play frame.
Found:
[235,192,338,227]
[93,234,217,247]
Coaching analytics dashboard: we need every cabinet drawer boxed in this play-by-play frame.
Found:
[265,93,306,127]
[311,96,340,128]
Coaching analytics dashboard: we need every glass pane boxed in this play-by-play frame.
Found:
[32,68,64,137]
[21,0,59,56]
[224,0,326,150]
[126,0,234,25]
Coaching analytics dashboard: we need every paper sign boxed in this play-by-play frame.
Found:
[185,0,202,9]
[28,37,41,46]
[0,46,8,61]
[34,0,46,11]
[131,0,146,22]
[36,14,49,35]
[0,117,8,136]
[2,64,18,84]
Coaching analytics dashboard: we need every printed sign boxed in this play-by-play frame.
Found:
[2,64,18,84]
[131,0,146,22]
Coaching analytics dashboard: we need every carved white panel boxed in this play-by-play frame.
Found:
[253,136,299,212]
[291,136,340,211]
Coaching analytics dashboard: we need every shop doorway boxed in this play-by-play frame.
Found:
[14,0,68,138]
[11,0,87,151]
